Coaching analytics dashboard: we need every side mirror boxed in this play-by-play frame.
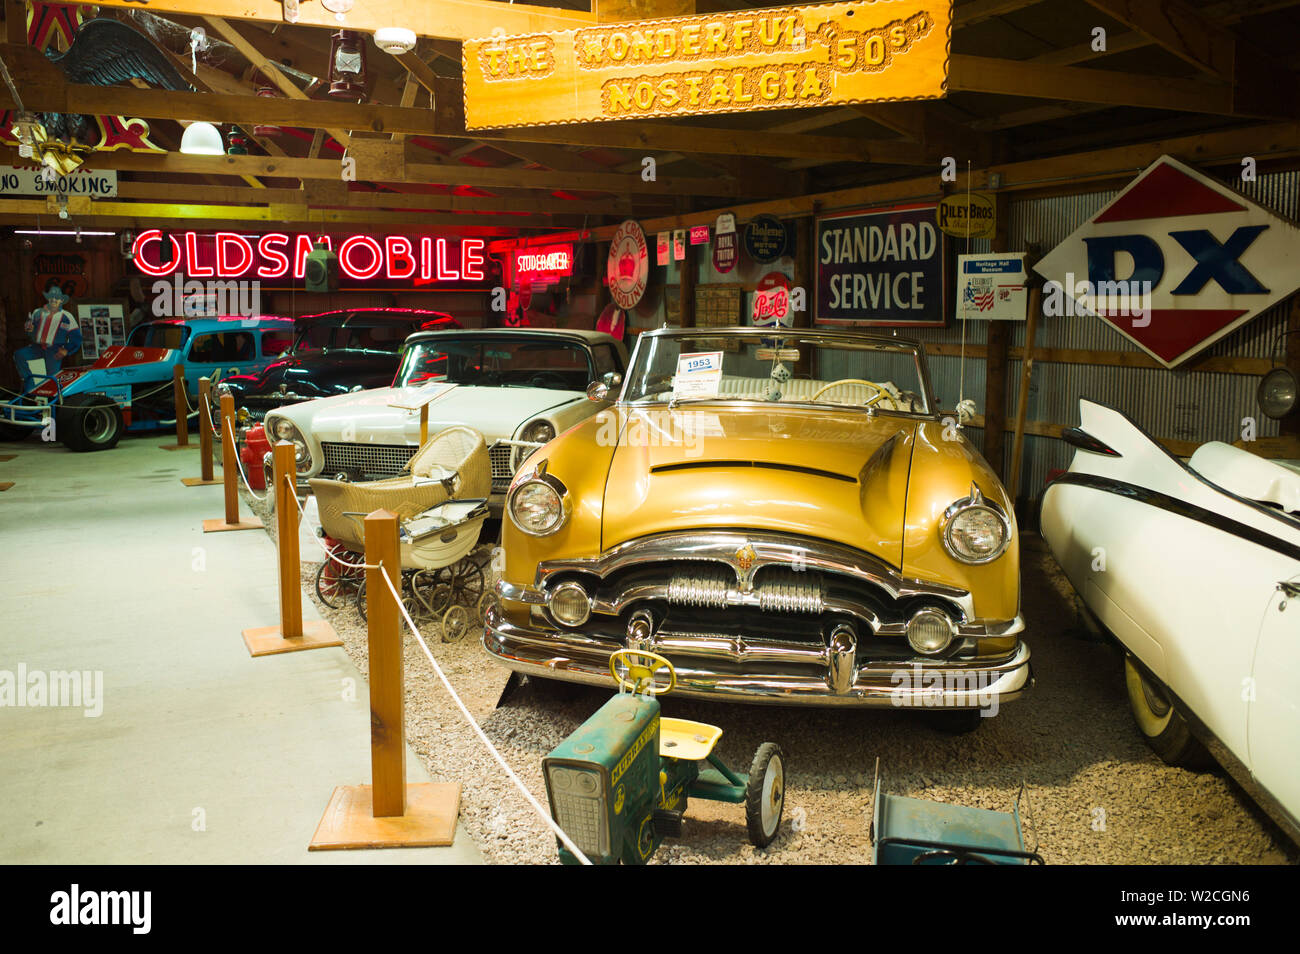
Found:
[602,371,623,388]
[586,381,609,402]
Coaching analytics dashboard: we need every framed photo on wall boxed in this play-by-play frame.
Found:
[76,300,127,361]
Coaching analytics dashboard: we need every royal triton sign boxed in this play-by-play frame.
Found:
[462,1,951,128]
[1034,155,1300,368]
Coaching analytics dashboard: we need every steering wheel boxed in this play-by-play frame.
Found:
[811,378,888,407]
[609,649,676,696]
[528,371,568,389]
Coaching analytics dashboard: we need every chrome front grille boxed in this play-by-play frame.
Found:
[320,441,415,479]
[489,442,514,492]
[756,569,826,614]
[664,566,825,614]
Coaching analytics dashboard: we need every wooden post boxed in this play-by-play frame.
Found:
[983,194,1011,479]
[181,377,222,486]
[679,241,696,328]
[1008,286,1043,501]
[202,392,263,532]
[159,364,194,450]
[309,510,460,850]
[365,509,405,817]
[240,443,340,655]
[419,403,429,446]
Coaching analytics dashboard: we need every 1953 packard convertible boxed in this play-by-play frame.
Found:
[485,327,1031,721]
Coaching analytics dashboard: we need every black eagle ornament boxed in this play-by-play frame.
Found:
[27,18,195,170]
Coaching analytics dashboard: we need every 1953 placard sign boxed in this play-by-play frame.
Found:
[462,1,951,128]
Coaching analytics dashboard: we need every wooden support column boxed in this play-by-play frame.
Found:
[680,241,696,328]
[241,443,341,656]
[310,509,460,850]
[159,364,192,450]
[983,194,1011,479]
[202,393,262,532]
[181,377,223,486]
[1008,287,1043,502]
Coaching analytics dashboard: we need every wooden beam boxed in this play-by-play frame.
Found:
[202,17,352,145]
[1083,0,1234,81]
[504,121,1300,247]
[0,145,747,197]
[955,0,1044,27]
[83,0,596,43]
[948,54,1247,115]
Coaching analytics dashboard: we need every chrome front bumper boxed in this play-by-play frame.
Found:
[482,605,1032,709]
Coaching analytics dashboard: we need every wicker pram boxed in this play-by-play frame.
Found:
[309,425,493,640]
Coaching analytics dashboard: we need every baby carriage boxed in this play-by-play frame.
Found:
[309,425,493,641]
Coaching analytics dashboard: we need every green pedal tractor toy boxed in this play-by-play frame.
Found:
[543,650,786,865]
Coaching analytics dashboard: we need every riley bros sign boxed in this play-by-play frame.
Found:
[462,1,951,127]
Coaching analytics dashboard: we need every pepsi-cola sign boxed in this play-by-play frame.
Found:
[1034,155,1300,368]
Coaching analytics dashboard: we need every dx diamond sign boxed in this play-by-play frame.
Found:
[1034,155,1300,368]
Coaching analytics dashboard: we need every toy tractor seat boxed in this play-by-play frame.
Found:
[659,718,723,761]
[309,425,490,551]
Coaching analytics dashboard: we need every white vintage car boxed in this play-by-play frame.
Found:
[262,327,627,508]
[1041,398,1299,843]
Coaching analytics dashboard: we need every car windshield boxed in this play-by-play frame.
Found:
[294,314,415,353]
[126,322,190,351]
[622,331,930,414]
[396,336,595,391]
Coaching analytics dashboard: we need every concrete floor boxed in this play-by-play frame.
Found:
[0,432,482,864]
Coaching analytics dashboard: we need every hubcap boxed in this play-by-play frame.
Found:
[761,755,784,835]
[83,407,116,443]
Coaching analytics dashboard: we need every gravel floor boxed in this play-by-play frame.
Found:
[249,487,1297,865]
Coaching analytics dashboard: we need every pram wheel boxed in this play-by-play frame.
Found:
[316,547,364,609]
[434,557,484,608]
[409,570,450,616]
[442,604,470,642]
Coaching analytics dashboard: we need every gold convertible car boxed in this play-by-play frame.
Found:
[484,326,1030,722]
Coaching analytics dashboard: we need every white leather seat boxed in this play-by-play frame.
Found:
[1189,441,1300,513]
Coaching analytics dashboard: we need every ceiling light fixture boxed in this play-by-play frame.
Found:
[14,229,116,237]
[374,27,417,55]
[180,121,225,155]
[321,0,354,23]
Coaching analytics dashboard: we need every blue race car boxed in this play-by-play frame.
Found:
[1,315,294,452]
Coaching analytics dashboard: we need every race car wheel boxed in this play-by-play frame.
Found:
[745,742,785,848]
[1124,655,1212,769]
[56,394,123,452]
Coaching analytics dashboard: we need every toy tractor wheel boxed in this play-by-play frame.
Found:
[745,742,785,848]
[56,394,123,452]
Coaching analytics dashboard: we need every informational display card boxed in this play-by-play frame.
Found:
[957,253,1028,321]
[673,351,724,399]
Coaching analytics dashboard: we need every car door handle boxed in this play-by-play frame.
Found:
[1277,581,1300,599]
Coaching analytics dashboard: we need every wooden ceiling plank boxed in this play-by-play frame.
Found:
[84,0,596,44]
[1082,0,1235,81]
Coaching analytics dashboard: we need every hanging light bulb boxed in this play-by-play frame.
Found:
[321,0,354,23]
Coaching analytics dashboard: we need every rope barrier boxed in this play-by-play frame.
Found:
[227,432,268,502]
[373,563,593,866]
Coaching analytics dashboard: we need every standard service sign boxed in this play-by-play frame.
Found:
[815,203,944,327]
[1034,154,1300,368]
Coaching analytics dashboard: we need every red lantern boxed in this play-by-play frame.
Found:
[252,83,282,137]
[328,30,367,102]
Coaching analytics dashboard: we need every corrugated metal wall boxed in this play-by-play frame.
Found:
[911,169,1298,503]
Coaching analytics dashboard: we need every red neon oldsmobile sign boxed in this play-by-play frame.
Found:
[514,243,573,285]
[131,230,488,285]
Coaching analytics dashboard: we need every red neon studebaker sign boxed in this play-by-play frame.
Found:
[131,230,490,287]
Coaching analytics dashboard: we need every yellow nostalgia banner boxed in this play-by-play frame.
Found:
[462,1,951,129]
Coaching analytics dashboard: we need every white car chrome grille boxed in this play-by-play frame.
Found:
[489,442,514,492]
[320,441,415,479]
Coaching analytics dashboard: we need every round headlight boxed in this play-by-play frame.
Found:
[293,440,309,465]
[1258,367,1298,420]
[270,417,297,441]
[521,420,556,446]
[548,580,591,627]
[907,608,955,655]
[944,506,1009,564]
[510,479,564,535]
